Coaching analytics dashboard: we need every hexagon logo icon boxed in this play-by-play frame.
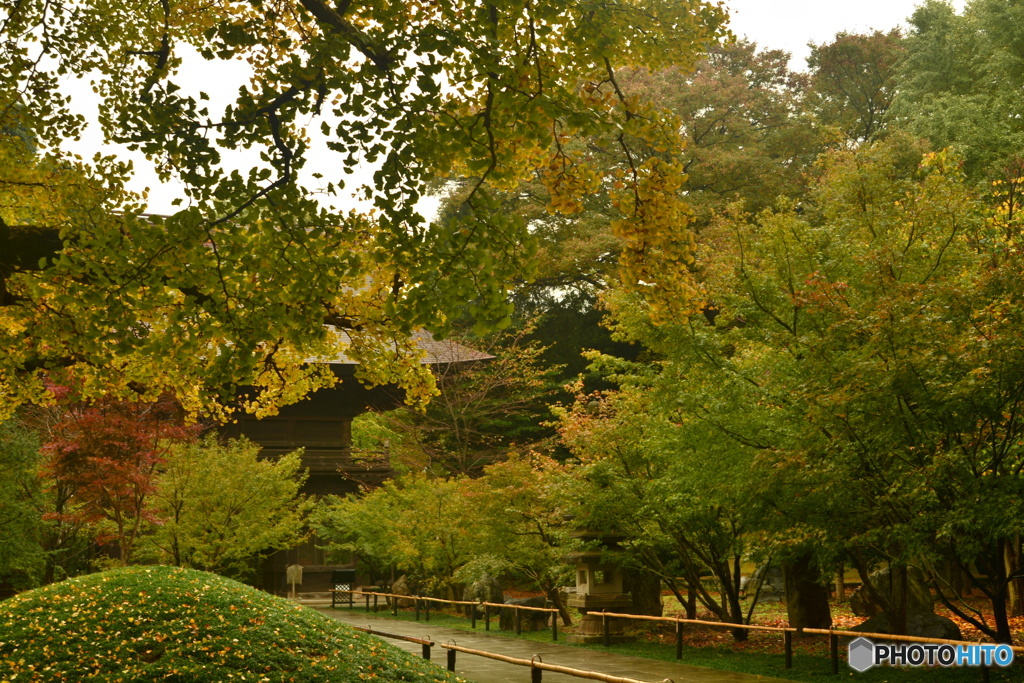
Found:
[848,637,875,672]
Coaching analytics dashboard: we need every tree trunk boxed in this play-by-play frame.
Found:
[546,586,573,626]
[834,561,846,602]
[850,549,890,611]
[727,595,748,641]
[933,557,1010,643]
[888,564,908,636]
[624,567,664,616]
[937,554,969,598]
[783,553,832,630]
[1005,535,1024,617]
[685,578,697,619]
[988,543,1013,644]
[992,588,1013,645]
[724,556,748,642]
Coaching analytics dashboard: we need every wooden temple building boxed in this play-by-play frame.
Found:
[3,216,493,594]
[219,332,491,595]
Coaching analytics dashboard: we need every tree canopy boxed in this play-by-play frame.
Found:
[893,0,1024,178]
[0,0,727,419]
[145,436,311,579]
[567,132,1024,642]
[8,0,1024,649]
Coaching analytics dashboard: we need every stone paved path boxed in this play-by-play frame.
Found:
[318,608,797,683]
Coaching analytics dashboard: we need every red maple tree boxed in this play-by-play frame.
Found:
[39,393,200,565]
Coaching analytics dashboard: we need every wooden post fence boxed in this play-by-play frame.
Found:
[675,620,683,661]
[783,630,792,669]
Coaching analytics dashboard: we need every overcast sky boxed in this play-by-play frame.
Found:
[69,1,970,215]
[724,0,967,68]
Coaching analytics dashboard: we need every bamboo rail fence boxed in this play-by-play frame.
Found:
[441,641,674,683]
[331,589,561,640]
[331,589,1021,678]
[350,621,675,683]
[598,609,1024,652]
[594,609,1022,678]
[351,626,435,660]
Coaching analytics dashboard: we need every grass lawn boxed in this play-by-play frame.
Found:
[0,566,461,682]
[326,599,1021,683]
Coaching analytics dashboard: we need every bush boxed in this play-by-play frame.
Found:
[144,437,311,580]
[0,565,459,682]
[0,421,46,590]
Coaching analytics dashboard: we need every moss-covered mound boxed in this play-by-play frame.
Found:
[0,566,459,682]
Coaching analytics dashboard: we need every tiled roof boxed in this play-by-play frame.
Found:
[310,329,493,366]
[407,330,495,364]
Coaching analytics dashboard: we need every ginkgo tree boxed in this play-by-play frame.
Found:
[0,0,727,419]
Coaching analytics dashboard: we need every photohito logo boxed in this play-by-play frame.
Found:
[848,637,1015,672]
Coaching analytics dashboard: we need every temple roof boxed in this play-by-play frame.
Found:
[310,329,493,366]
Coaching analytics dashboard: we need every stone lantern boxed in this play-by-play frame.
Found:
[565,532,635,643]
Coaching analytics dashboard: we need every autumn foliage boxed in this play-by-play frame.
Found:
[35,393,200,565]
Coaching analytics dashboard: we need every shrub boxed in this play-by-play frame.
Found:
[0,565,459,682]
